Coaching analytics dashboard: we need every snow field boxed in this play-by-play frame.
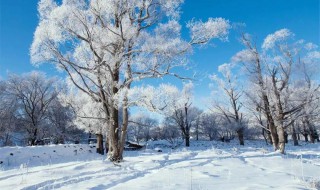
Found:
[0,140,319,190]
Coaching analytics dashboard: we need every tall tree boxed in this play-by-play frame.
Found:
[232,30,320,153]
[128,113,158,144]
[211,63,245,145]
[198,112,219,141]
[31,0,230,161]
[131,82,200,146]
[5,72,58,145]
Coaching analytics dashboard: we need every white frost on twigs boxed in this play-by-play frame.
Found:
[262,28,293,50]
[187,18,231,45]
[231,49,256,63]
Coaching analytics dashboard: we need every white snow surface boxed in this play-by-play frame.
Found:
[0,140,319,190]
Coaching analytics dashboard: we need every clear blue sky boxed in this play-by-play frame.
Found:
[0,0,319,109]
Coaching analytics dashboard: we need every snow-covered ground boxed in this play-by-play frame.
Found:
[0,140,319,190]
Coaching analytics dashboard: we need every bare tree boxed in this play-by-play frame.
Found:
[233,30,319,153]
[5,72,59,146]
[31,0,230,162]
[128,113,158,144]
[211,63,245,145]
[47,99,84,144]
[168,106,202,146]
[0,81,18,146]
[198,112,219,141]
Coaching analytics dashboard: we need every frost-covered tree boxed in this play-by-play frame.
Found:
[198,112,219,141]
[59,83,107,154]
[128,113,158,144]
[210,63,246,145]
[0,81,18,146]
[5,72,59,146]
[167,106,202,146]
[290,54,320,143]
[232,29,320,153]
[31,0,230,161]
[47,98,84,144]
[132,82,201,146]
[161,118,182,147]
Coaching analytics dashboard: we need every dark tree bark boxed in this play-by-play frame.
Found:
[303,133,308,142]
[30,128,38,146]
[185,134,190,147]
[237,128,244,145]
[284,132,288,144]
[262,128,269,145]
[291,124,299,146]
[96,134,104,155]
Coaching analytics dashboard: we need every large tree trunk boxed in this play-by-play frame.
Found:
[108,106,121,162]
[269,123,279,150]
[277,126,286,154]
[119,97,129,159]
[237,128,244,145]
[262,95,278,150]
[107,67,123,162]
[96,134,104,155]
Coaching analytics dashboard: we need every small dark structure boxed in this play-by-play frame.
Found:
[124,141,145,151]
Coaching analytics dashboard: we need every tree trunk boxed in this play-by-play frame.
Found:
[4,133,10,146]
[185,134,190,147]
[88,133,92,144]
[107,68,123,162]
[262,95,278,150]
[277,126,285,154]
[310,134,315,143]
[31,128,38,146]
[267,132,272,144]
[196,125,199,141]
[284,132,288,144]
[270,123,279,151]
[303,133,308,142]
[262,129,268,145]
[237,128,244,145]
[105,134,109,154]
[315,132,320,142]
[291,125,299,146]
[96,134,104,155]
[119,101,129,158]
[309,126,316,144]
[108,106,121,162]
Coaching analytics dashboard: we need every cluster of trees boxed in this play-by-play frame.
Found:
[213,30,320,153]
[127,110,259,147]
[0,72,84,146]
[30,0,231,162]
[1,0,319,163]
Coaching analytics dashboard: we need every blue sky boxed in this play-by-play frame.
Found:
[0,0,319,109]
